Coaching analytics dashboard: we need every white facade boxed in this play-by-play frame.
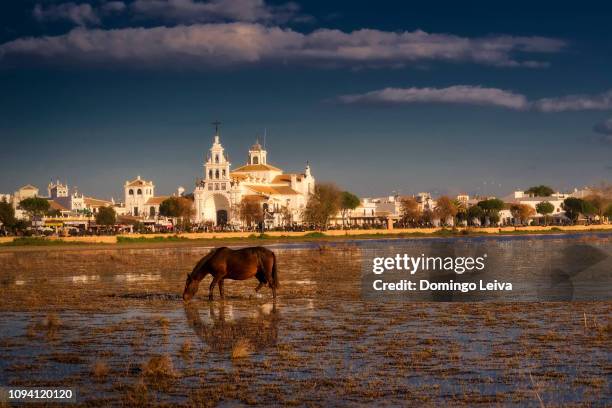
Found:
[124,176,155,217]
[13,184,40,219]
[193,132,315,227]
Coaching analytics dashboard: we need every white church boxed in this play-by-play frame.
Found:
[193,129,315,227]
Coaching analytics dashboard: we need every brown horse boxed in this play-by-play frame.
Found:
[182,246,279,301]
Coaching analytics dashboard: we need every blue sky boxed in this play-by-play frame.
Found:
[1,0,611,200]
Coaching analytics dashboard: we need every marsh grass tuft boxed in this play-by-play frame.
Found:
[156,316,170,327]
[179,340,192,358]
[43,313,61,330]
[231,339,253,359]
[91,360,110,380]
[142,354,177,379]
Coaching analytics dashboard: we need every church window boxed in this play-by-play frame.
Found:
[215,154,219,163]
[149,207,155,217]
[215,170,219,179]
[215,184,219,190]
[208,184,213,191]
[253,156,259,164]
[137,189,142,195]
[221,183,226,190]
[222,169,226,177]
[129,189,134,195]
[209,170,213,179]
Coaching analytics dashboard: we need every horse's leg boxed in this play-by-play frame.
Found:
[262,264,276,299]
[209,276,219,301]
[255,282,265,292]
[218,279,225,299]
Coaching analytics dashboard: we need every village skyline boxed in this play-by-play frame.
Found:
[0,125,604,204]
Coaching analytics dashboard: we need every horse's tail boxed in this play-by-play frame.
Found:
[271,251,280,289]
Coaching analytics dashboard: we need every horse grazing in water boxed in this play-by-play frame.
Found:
[183,247,279,301]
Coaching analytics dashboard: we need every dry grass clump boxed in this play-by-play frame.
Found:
[156,316,170,327]
[142,354,177,379]
[123,379,149,406]
[91,360,110,380]
[179,340,192,358]
[42,313,62,330]
[412,348,435,362]
[573,377,606,388]
[231,339,253,359]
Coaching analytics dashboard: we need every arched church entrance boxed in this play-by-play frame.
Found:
[216,210,228,226]
[203,194,231,226]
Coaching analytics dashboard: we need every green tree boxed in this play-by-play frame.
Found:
[604,203,612,222]
[584,194,609,223]
[0,200,16,230]
[95,206,116,227]
[477,198,505,226]
[303,183,341,230]
[454,199,468,224]
[525,185,554,197]
[18,197,50,219]
[159,197,194,229]
[339,191,360,228]
[467,205,484,226]
[562,197,584,224]
[535,201,555,225]
[581,200,597,221]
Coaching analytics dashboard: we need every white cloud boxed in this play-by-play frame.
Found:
[337,86,529,110]
[130,0,305,24]
[532,90,612,112]
[0,23,565,68]
[102,1,127,13]
[338,86,612,114]
[33,2,101,26]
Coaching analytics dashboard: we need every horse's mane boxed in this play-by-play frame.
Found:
[189,247,224,279]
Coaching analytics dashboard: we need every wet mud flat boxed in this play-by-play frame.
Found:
[0,238,610,406]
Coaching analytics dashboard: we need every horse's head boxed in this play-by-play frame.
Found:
[182,273,200,301]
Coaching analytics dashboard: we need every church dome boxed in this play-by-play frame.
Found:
[250,140,263,151]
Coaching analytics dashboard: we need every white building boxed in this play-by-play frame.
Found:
[193,131,314,227]
[504,189,567,224]
[47,180,117,215]
[123,176,170,218]
[13,184,40,219]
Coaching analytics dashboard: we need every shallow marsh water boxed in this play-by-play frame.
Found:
[0,235,610,406]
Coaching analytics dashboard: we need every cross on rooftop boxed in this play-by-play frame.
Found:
[211,120,221,135]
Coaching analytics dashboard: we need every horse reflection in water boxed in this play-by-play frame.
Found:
[183,301,280,353]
